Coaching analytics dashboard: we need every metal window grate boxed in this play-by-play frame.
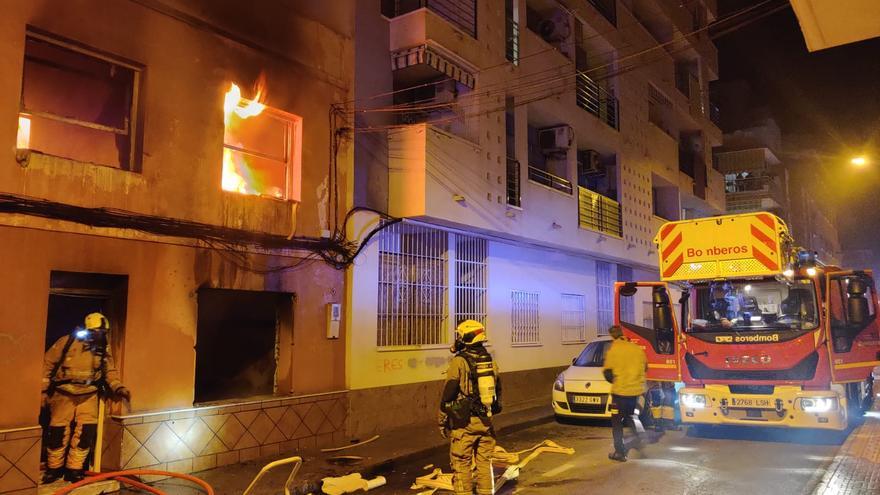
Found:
[511,290,540,345]
[576,73,618,130]
[506,158,521,207]
[377,222,449,347]
[578,187,622,237]
[618,265,634,325]
[596,261,613,335]
[454,234,487,325]
[506,18,519,64]
[561,294,587,343]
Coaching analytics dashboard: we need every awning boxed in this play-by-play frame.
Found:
[390,45,476,89]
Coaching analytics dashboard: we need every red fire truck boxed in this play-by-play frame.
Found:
[617,212,878,430]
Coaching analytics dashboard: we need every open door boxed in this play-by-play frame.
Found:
[615,282,680,381]
[826,271,880,382]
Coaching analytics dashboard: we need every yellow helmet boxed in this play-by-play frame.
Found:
[455,319,487,345]
[84,312,109,331]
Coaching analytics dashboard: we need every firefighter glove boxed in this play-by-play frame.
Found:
[115,387,131,402]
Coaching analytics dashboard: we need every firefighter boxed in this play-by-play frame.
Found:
[602,324,647,462]
[439,320,502,495]
[42,312,130,483]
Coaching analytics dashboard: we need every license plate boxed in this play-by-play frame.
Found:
[731,398,772,408]
[572,395,602,404]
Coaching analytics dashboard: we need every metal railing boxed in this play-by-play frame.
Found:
[381,0,477,38]
[578,186,622,237]
[506,158,521,207]
[588,0,617,26]
[576,73,619,130]
[528,166,573,195]
[709,102,720,126]
[506,18,519,64]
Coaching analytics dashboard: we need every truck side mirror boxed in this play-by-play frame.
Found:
[652,287,673,331]
[847,278,870,325]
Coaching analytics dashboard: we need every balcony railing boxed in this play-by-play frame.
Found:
[588,0,617,26]
[576,73,619,130]
[709,102,720,126]
[528,166,573,195]
[381,0,477,38]
[506,18,519,64]
[578,187,622,237]
[506,158,521,207]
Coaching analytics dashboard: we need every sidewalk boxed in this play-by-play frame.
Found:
[812,403,880,495]
[113,405,553,494]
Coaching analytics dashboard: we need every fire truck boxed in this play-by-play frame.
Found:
[616,212,879,430]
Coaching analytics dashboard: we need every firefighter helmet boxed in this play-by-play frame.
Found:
[84,312,110,331]
[455,319,487,345]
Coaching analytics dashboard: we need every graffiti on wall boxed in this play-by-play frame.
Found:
[376,355,450,374]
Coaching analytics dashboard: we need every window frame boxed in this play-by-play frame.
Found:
[596,261,614,335]
[561,293,587,344]
[20,29,144,171]
[222,98,302,202]
[511,289,540,346]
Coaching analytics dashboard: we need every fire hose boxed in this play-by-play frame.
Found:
[50,469,215,495]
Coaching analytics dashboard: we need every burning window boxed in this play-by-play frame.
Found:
[18,33,140,169]
[222,83,301,200]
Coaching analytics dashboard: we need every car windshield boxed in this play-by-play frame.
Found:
[573,340,611,367]
[691,278,818,332]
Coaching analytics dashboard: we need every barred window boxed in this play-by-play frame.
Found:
[618,265,634,325]
[561,294,587,343]
[454,235,487,325]
[511,290,540,345]
[377,223,449,347]
[596,261,614,335]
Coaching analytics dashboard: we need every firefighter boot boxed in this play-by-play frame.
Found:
[42,467,65,484]
[64,469,85,482]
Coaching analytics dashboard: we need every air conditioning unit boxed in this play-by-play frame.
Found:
[539,125,573,153]
[539,9,571,43]
[577,149,604,178]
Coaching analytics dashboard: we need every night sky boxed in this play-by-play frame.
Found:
[715,0,880,252]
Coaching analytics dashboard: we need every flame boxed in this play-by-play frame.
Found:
[16,114,31,149]
[223,82,266,124]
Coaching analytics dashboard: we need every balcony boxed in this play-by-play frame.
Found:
[528,166,572,195]
[576,74,619,130]
[578,187,622,237]
[381,0,476,38]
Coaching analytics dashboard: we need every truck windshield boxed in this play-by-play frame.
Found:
[691,278,818,332]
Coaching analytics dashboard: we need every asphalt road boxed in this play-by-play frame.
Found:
[374,418,847,494]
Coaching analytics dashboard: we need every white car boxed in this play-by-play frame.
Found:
[552,337,614,419]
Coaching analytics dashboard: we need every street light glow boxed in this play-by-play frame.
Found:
[851,156,868,166]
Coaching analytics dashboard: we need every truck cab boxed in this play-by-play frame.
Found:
[616,213,879,430]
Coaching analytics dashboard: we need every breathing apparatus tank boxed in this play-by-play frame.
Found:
[474,357,496,416]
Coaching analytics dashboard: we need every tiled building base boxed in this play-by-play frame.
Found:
[0,426,40,495]
[100,391,348,475]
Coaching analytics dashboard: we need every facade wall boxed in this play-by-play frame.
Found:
[0,0,354,490]
[348,0,721,434]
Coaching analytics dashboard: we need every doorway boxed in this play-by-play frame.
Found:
[41,271,128,482]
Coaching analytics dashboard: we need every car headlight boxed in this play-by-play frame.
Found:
[681,393,707,409]
[801,397,837,413]
[553,375,565,392]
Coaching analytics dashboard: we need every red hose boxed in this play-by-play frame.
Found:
[51,469,215,495]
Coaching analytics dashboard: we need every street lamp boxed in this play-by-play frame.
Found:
[850,156,869,167]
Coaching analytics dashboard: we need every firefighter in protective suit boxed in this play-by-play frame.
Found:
[439,320,502,495]
[42,313,130,483]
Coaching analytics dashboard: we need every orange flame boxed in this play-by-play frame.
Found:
[16,114,31,149]
[223,80,266,124]
[222,77,268,195]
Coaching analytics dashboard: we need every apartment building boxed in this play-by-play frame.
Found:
[0,1,354,491]
[347,0,725,436]
[714,118,790,222]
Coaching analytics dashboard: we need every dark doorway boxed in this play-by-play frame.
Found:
[42,271,128,477]
[194,289,289,404]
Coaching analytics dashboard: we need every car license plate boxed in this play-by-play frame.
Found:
[731,398,771,407]
[572,395,602,405]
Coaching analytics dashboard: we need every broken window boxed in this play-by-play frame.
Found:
[222,84,301,200]
[194,289,290,403]
[19,32,140,169]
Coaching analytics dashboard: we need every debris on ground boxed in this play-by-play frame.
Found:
[422,464,434,470]
[410,440,575,492]
[321,435,381,453]
[321,473,387,494]
[327,455,365,466]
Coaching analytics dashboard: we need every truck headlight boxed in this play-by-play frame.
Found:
[553,375,565,392]
[801,397,837,413]
[681,393,707,409]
